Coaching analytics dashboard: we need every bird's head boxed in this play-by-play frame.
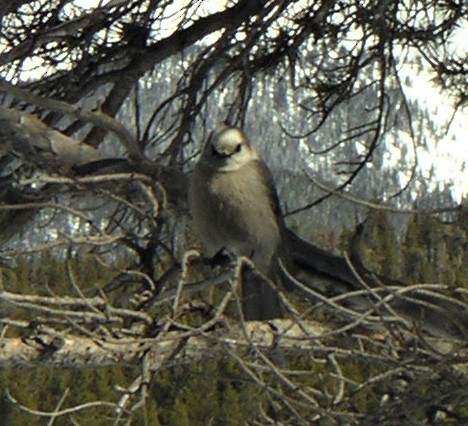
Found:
[200,126,258,172]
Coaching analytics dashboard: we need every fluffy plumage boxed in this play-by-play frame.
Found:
[189,126,286,319]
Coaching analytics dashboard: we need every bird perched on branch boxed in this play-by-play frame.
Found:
[189,125,290,320]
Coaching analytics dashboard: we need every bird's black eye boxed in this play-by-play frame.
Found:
[210,143,241,158]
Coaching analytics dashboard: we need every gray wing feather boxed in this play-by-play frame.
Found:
[254,159,284,222]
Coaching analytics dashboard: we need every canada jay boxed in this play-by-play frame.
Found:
[189,125,288,320]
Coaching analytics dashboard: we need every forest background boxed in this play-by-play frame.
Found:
[0,0,467,424]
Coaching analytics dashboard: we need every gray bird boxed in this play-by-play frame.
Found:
[189,125,289,320]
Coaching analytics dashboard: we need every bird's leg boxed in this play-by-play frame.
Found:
[207,248,233,267]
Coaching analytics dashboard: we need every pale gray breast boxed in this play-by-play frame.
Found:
[190,160,281,273]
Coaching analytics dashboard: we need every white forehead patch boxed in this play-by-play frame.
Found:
[216,128,244,147]
[202,127,257,170]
